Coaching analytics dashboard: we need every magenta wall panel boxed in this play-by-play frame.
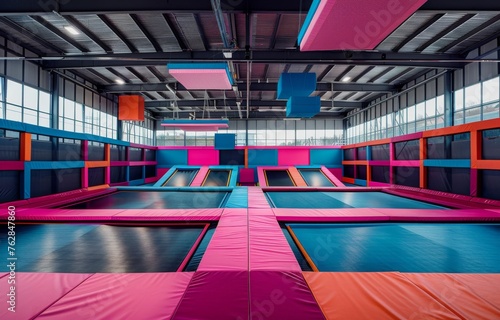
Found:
[187,149,219,166]
[278,149,310,166]
[239,168,255,183]
[0,161,24,170]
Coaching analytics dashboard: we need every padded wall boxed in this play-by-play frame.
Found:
[310,149,342,166]
[157,150,188,167]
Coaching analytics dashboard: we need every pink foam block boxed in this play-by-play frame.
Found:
[190,166,210,186]
[0,273,92,320]
[391,160,420,167]
[198,210,248,271]
[0,161,24,170]
[188,149,219,166]
[0,208,121,221]
[300,0,427,51]
[250,271,324,320]
[273,208,390,222]
[373,208,500,221]
[369,181,392,187]
[239,168,255,183]
[248,187,272,208]
[369,160,391,166]
[112,209,223,221]
[173,271,249,319]
[38,273,193,320]
[169,68,233,90]
[322,166,345,187]
[249,213,301,271]
[278,149,310,166]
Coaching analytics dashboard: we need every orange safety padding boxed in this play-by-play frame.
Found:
[342,139,391,148]
[86,184,110,191]
[366,164,371,187]
[303,272,460,320]
[244,148,248,168]
[422,118,500,138]
[104,144,111,161]
[20,132,31,161]
[85,161,110,168]
[119,95,145,121]
[341,160,367,166]
[288,167,307,186]
[403,273,500,319]
[474,160,500,170]
[471,130,481,167]
[342,177,355,185]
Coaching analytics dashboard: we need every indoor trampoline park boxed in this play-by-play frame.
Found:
[1,0,500,319]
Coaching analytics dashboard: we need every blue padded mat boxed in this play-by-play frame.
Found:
[287,223,500,273]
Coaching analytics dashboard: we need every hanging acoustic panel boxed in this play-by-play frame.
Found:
[277,73,316,99]
[286,96,321,118]
[167,63,234,90]
[119,95,145,121]
[161,119,229,132]
[298,0,427,51]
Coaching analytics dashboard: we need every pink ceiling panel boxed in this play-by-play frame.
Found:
[300,0,427,51]
[169,69,233,89]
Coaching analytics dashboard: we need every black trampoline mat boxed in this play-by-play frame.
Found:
[0,223,206,273]
[265,170,295,186]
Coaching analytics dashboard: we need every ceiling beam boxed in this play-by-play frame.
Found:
[97,14,138,53]
[2,0,499,15]
[145,99,364,109]
[392,14,445,52]
[64,15,113,53]
[0,17,66,54]
[40,51,467,69]
[29,15,90,52]
[415,14,475,52]
[130,14,163,52]
[102,82,397,93]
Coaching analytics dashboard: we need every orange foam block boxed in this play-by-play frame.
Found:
[119,95,145,121]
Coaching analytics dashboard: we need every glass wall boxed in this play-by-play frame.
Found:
[122,116,154,145]
[4,79,51,127]
[454,76,499,124]
[156,119,344,147]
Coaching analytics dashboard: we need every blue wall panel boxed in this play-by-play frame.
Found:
[310,149,342,166]
[157,150,188,167]
[248,149,278,166]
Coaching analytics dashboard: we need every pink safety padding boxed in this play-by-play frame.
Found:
[38,273,193,320]
[470,197,500,207]
[369,181,392,187]
[373,208,500,221]
[300,0,427,51]
[0,161,24,170]
[273,208,390,222]
[169,68,233,90]
[190,166,210,186]
[157,167,170,177]
[250,271,325,320]
[198,209,248,271]
[402,273,500,319]
[321,166,345,187]
[0,273,92,320]
[391,160,420,167]
[187,149,219,166]
[144,176,158,184]
[239,168,255,183]
[0,208,121,221]
[112,208,223,221]
[249,212,301,271]
[248,187,272,208]
[383,189,497,209]
[470,169,478,197]
[278,149,310,166]
[173,271,249,319]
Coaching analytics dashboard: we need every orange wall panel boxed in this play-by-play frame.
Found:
[119,95,145,121]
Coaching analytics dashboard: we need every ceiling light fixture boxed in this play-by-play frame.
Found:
[115,79,125,85]
[341,76,351,82]
[64,26,80,35]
